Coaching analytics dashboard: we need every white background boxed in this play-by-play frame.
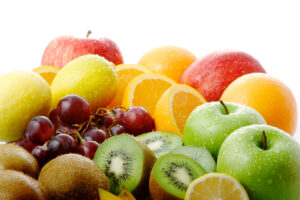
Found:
[0,0,299,141]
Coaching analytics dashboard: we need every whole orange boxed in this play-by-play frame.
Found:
[221,73,298,135]
[138,46,196,82]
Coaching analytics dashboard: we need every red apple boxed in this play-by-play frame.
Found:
[180,51,266,101]
[41,31,123,68]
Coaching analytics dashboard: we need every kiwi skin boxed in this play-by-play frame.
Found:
[38,153,109,200]
[0,143,39,178]
[0,169,47,200]
[132,138,157,199]
[149,171,181,200]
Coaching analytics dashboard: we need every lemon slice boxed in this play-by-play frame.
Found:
[185,173,249,200]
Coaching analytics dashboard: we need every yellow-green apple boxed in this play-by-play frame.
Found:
[182,101,266,158]
[180,51,266,101]
[217,124,300,200]
[51,55,118,112]
[41,31,123,69]
[0,71,51,142]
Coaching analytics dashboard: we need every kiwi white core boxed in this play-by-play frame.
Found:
[174,168,192,185]
[147,140,164,151]
[109,156,124,176]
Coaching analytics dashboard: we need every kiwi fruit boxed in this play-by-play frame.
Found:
[38,153,109,200]
[94,134,156,199]
[149,153,206,200]
[0,169,47,200]
[0,143,39,178]
[136,131,182,158]
[170,146,216,172]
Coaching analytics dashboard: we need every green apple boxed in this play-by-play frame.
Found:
[0,71,51,142]
[217,124,300,200]
[51,54,118,112]
[183,101,266,158]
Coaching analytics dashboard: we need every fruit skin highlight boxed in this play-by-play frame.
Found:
[41,34,123,68]
[181,51,265,101]
[183,101,266,158]
[217,124,300,200]
[221,73,298,135]
[51,54,118,112]
[0,70,51,142]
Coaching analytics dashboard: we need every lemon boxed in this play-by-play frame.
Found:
[51,55,118,112]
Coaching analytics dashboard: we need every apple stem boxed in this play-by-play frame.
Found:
[262,131,267,150]
[86,30,92,38]
[220,100,229,114]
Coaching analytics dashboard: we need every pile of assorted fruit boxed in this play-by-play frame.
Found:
[0,31,299,200]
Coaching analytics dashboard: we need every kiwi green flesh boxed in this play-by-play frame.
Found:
[94,134,144,195]
[152,154,206,199]
[170,146,216,172]
[137,131,182,158]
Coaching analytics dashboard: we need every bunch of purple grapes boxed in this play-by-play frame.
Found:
[14,94,154,167]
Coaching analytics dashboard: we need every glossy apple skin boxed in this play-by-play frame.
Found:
[180,51,266,101]
[182,101,266,158]
[41,36,123,68]
[217,124,300,200]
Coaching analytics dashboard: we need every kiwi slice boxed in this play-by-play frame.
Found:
[149,153,206,200]
[94,134,156,198]
[38,153,109,200]
[170,146,216,172]
[136,131,182,158]
[0,143,39,178]
[0,169,47,200]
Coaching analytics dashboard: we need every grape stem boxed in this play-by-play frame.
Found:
[76,132,85,144]
[220,100,229,115]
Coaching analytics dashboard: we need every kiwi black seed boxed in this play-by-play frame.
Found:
[0,143,39,178]
[0,169,47,200]
[136,131,182,158]
[94,134,156,199]
[170,146,216,172]
[149,153,206,200]
[38,153,109,200]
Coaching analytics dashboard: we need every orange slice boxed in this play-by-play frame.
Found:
[33,65,60,85]
[122,73,176,116]
[108,64,150,108]
[154,84,206,136]
[185,173,249,200]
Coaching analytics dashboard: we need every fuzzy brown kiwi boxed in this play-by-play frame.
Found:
[94,134,156,200]
[38,153,109,200]
[0,143,39,178]
[0,169,47,200]
[133,137,157,199]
